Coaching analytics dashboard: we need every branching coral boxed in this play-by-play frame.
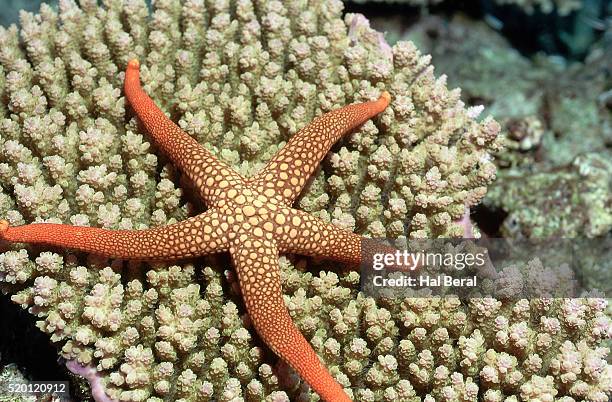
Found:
[0,0,608,401]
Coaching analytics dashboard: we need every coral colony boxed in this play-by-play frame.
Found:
[2,57,394,402]
[0,1,609,402]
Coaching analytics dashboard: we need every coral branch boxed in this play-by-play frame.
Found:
[65,361,116,402]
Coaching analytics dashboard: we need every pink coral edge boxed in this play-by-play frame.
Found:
[65,360,117,402]
[457,207,475,239]
[347,13,394,62]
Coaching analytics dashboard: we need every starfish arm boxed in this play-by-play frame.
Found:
[277,209,416,271]
[124,60,245,206]
[249,92,390,204]
[277,209,363,264]
[0,210,227,260]
[231,239,351,402]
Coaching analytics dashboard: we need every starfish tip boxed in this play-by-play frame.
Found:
[127,59,140,69]
[0,219,9,234]
[380,91,391,104]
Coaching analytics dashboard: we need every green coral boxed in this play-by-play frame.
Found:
[485,152,612,238]
[0,1,609,402]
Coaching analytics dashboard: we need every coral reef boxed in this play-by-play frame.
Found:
[346,0,583,15]
[405,14,611,163]
[484,152,612,238]
[404,16,547,126]
[403,15,611,238]
[0,0,608,401]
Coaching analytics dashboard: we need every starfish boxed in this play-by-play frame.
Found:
[0,59,392,402]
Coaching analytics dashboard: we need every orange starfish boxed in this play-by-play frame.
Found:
[0,59,391,402]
